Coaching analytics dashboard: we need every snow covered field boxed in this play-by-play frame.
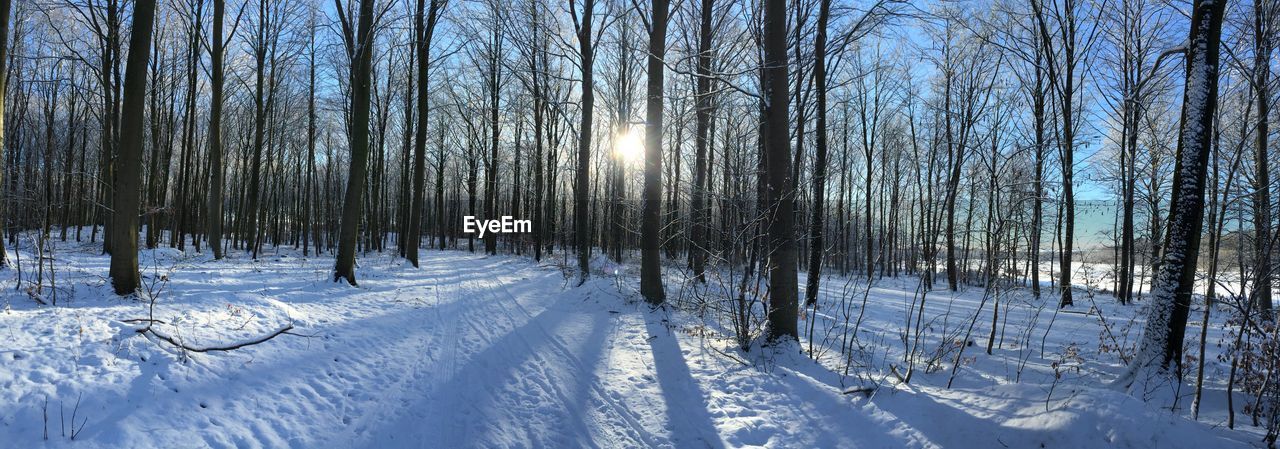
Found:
[0,240,1266,448]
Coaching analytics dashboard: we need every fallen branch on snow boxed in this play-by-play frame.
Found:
[842,387,875,397]
[136,323,297,353]
[120,318,168,325]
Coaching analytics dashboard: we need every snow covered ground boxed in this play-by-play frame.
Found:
[0,239,1266,448]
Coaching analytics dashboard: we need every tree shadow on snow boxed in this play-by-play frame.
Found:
[870,386,1052,448]
[643,312,727,449]
[361,286,622,448]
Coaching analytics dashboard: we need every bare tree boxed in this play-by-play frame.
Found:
[762,0,797,341]
[569,0,603,284]
[1119,0,1226,388]
[1031,0,1102,308]
[108,0,160,295]
[639,0,670,304]
[406,0,444,267]
[687,0,713,283]
[804,0,830,304]
[1252,0,1276,319]
[333,0,381,285]
[0,0,10,268]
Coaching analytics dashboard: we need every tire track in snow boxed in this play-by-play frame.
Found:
[479,275,664,448]
[338,259,468,447]
[360,255,565,448]
[471,274,623,448]
[422,259,597,448]
[350,253,507,448]
[378,256,651,448]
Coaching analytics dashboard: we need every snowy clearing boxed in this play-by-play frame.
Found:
[0,241,1265,448]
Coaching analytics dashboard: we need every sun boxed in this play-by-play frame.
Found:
[614,126,645,164]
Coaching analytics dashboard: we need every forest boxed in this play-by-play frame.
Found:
[0,0,1277,447]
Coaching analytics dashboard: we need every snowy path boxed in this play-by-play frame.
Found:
[325,253,875,448]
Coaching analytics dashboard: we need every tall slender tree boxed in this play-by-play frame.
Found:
[1119,0,1226,386]
[570,0,599,284]
[0,0,10,268]
[303,8,318,256]
[804,0,831,305]
[639,0,670,304]
[688,0,714,283]
[527,0,547,261]
[109,0,160,295]
[482,7,503,256]
[1252,0,1275,319]
[1032,0,1099,308]
[407,0,443,267]
[763,0,798,341]
[206,0,228,259]
[334,0,379,285]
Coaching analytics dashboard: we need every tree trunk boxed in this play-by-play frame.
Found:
[573,0,596,284]
[246,2,272,259]
[688,0,713,283]
[303,12,317,257]
[640,0,669,304]
[804,0,830,306]
[1120,0,1225,386]
[531,3,545,261]
[0,0,11,267]
[763,0,798,341]
[1030,48,1046,299]
[408,0,441,267]
[436,121,447,251]
[1253,0,1275,319]
[334,0,378,285]
[484,25,501,256]
[99,0,122,255]
[109,0,159,295]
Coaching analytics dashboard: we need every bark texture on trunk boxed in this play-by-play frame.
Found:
[334,0,378,286]
[1121,0,1225,386]
[763,0,798,341]
[640,0,670,304]
[109,0,160,295]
